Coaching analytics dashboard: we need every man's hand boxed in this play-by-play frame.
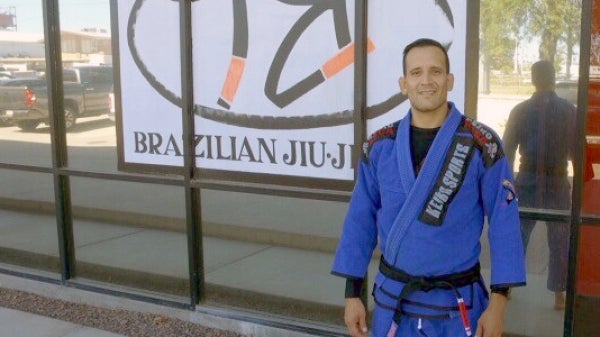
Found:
[475,293,508,337]
[345,297,368,337]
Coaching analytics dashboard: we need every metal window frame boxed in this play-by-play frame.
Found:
[567,1,600,337]
[43,0,75,283]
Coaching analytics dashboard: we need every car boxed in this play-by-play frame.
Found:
[0,77,45,126]
[0,66,12,79]
[0,66,113,131]
[0,77,45,87]
[555,80,578,105]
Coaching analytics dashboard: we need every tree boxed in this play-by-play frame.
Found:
[563,0,582,78]
[480,0,532,93]
[529,0,581,65]
[480,0,582,89]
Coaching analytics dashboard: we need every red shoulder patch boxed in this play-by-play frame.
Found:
[462,117,504,167]
[362,121,399,161]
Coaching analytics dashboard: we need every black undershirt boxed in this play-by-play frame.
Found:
[344,125,509,298]
[410,125,440,175]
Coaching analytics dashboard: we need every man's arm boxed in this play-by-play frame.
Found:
[479,126,527,336]
[345,276,368,336]
[475,292,509,337]
[345,297,368,337]
[502,108,520,171]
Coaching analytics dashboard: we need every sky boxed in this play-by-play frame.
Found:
[0,0,110,33]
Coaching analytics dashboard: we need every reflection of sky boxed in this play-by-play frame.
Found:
[0,0,110,33]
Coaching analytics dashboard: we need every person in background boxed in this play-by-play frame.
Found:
[503,60,582,310]
[332,38,526,337]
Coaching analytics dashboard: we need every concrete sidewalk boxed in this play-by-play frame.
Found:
[0,307,126,337]
[0,271,330,337]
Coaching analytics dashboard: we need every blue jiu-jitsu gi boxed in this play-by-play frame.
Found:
[332,103,526,337]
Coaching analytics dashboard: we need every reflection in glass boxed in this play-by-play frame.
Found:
[579,1,600,302]
[57,1,116,173]
[201,190,351,325]
[0,1,50,165]
[478,1,582,328]
[70,177,188,297]
[502,61,573,312]
[0,169,59,273]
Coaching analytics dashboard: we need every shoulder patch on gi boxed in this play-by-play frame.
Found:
[462,117,504,167]
[503,179,517,203]
[362,121,399,161]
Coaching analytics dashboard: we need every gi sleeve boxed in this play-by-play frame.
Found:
[481,153,527,288]
[331,150,380,279]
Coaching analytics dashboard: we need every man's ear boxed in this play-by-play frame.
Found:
[447,73,455,91]
[398,77,407,95]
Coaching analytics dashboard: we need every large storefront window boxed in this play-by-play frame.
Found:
[0,0,51,166]
[200,190,352,325]
[0,169,58,274]
[574,1,600,336]
[478,2,583,336]
[1,1,599,336]
[70,177,188,297]
[0,0,57,273]
[55,0,116,174]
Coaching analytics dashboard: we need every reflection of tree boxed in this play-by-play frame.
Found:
[481,0,581,75]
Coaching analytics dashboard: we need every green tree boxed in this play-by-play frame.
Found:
[480,0,531,93]
[563,0,582,78]
[480,0,582,90]
[529,0,581,64]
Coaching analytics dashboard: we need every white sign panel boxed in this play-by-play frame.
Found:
[116,0,468,185]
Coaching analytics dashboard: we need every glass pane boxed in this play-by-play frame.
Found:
[478,2,583,336]
[0,169,59,273]
[70,177,188,298]
[56,0,116,173]
[0,1,52,166]
[578,0,600,301]
[480,218,569,336]
[201,190,355,326]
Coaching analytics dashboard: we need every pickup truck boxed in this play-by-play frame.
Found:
[0,65,113,131]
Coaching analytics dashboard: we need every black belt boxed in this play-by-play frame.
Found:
[379,257,481,335]
[379,257,481,291]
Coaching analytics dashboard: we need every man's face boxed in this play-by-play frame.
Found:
[399,46,454,116]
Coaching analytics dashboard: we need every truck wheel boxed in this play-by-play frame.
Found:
[17,120,40,131]
[64,107,77,129]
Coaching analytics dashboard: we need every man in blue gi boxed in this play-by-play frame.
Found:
[331,38,526,337]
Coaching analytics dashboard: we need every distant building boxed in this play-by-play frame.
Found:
[0,31,44,58]
[0,28,112,72]
[61,29,112,56]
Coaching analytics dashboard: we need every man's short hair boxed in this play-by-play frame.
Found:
[402,38,450,75]
[531,60,555,89]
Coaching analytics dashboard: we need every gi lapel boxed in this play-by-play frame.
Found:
[385,106,464,265]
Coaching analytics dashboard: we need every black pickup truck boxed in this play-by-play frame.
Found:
[0,65,113,131]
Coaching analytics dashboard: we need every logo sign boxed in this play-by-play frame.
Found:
[114,0,467,188]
